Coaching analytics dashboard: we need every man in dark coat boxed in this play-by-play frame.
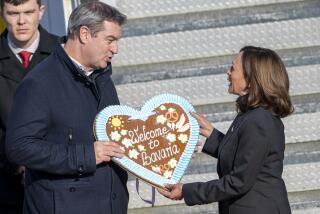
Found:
[0,0,58,213]
[6,2,129,214]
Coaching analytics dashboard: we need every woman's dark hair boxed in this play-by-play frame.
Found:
[236,46,294,118]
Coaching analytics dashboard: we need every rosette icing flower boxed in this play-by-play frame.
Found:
[110,131,121,141]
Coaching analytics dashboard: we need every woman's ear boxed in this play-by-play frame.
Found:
[241,84,250,96]
[240,90,249,96]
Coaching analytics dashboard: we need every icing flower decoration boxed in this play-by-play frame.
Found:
[128,149,139,159]
[110,131,121,141]
[156,115,167,124]
[120,129,128,136]
[168,108,176,113]
[151,165,161,173]
[138,145,146,152]
[168,158,177,168]
[166,133,176,143]
[163,170,173,179]
[122,138,132,148]
[178,133,188,143]
[160,105,167,110]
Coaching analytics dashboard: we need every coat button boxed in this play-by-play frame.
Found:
[78,165,84,175]
[112,193,117,200]
[69,187,76,192]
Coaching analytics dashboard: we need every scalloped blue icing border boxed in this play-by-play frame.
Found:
[94,93,199,187]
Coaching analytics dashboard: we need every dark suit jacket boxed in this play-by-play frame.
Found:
[5,43,128,214]
[183,107,291,214]
[0,26,58,207]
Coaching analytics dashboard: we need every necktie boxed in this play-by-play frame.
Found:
[18,51,32,68]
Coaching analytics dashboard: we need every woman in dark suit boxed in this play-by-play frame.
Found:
[158,46,293,214]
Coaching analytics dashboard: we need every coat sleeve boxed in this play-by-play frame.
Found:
[1,127,17,175]
[182,116,269,205]
[202,129,225,158]
[5,78,96,175]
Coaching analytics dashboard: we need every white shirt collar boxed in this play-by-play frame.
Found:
[69,56,94,76]
[61,44,94,76]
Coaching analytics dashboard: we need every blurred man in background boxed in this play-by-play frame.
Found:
[0,0,58,213]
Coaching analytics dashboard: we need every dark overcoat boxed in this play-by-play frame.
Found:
[183,107,291,214]
[5,43,128,214]
[0,26,58,209]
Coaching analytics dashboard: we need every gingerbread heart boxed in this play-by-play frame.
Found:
[94,94,199,188]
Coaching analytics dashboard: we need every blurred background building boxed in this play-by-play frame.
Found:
[40,0,116,36]
[0,17,4,32]
[1,0,320,213]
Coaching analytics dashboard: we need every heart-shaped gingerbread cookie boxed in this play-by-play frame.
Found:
[94,94,199,188]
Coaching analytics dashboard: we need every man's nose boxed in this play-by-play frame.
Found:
[18,14,26,25]
[111,41,118,54]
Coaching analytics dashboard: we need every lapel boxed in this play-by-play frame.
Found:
[0,30,27,82]
[217,113,247,157]
[28,26,56,69]
[0,26,57,82]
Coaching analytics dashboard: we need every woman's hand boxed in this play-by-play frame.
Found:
[157,183,184,200]
[192,141,202,159]
[191,112,214,138]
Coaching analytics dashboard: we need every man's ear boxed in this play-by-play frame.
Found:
[38,5,45,21]
[79,26,91,44]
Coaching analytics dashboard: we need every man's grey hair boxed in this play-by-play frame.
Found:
[67,2,126,39]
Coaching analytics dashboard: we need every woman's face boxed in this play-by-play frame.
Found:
[227,52,248,96]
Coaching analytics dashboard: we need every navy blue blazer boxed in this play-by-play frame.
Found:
[5,43,128,214]
[0,26,58,208]
[183,107,291,214]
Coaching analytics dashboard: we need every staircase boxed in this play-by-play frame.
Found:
[111,0,320,213]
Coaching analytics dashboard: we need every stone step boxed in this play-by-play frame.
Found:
[293,208,320,214]
[113,17,320,67]
[112,46,320,85]
[116,64,320,108]
[213,112,320,144]
[127,162,320,209]
[127,195,320,214]
[117,0,304,20]
[121,0,320,37]
[200,93,320,123]
[290,190,320,213]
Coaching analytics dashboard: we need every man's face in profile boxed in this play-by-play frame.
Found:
[83,21,122,70]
